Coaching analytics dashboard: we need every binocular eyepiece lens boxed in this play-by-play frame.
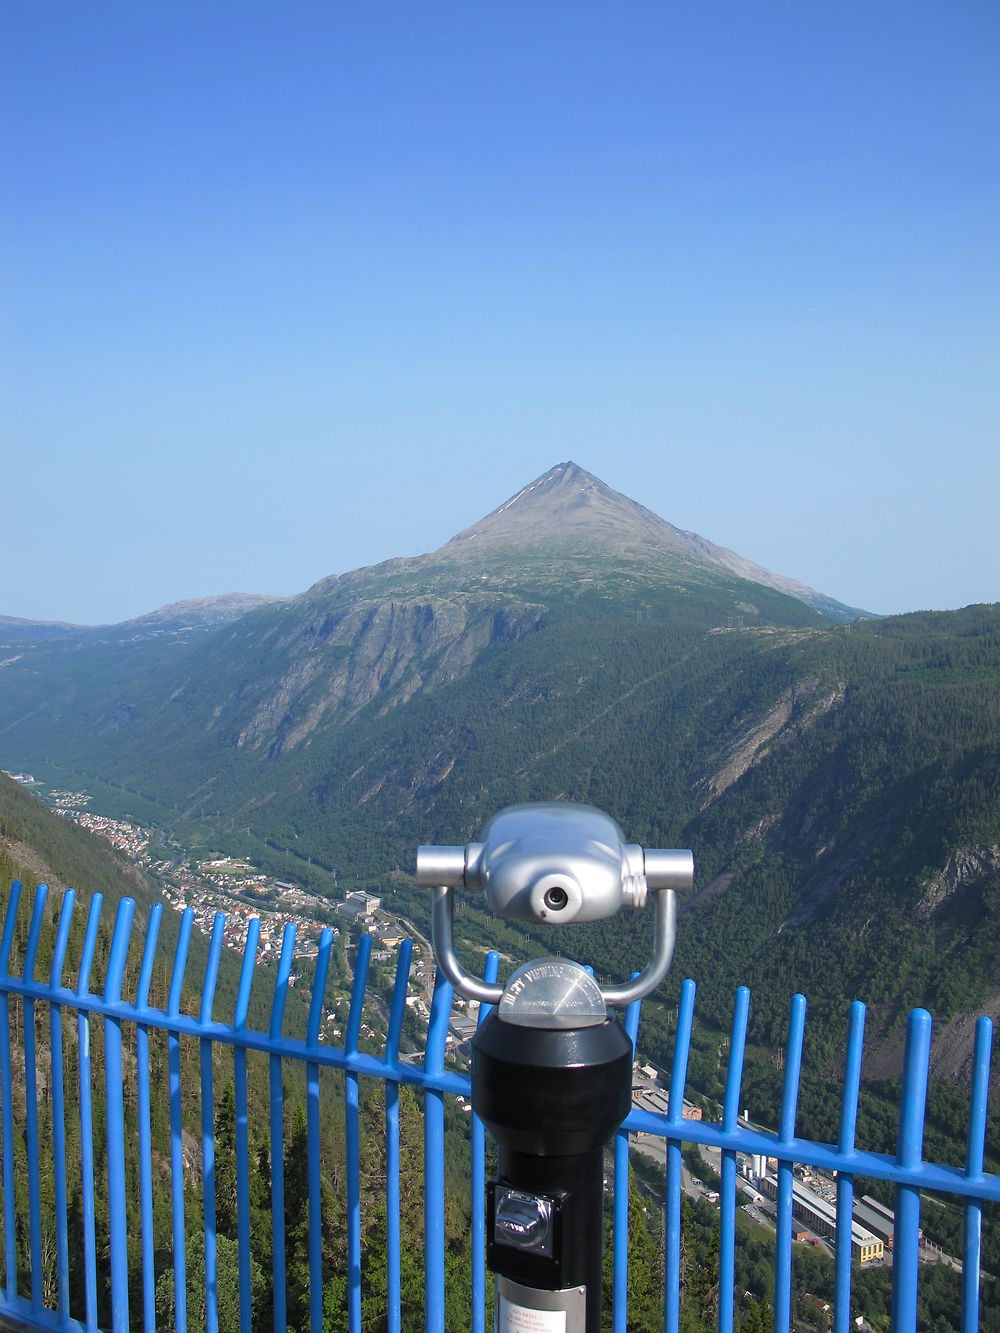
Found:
[543,884,569,911]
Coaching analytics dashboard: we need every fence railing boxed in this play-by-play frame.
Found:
[0,879,997,1333]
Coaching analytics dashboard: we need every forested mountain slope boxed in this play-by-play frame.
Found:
[0,464,846,771]
[1,467,997,1091]
[1,771,150,914]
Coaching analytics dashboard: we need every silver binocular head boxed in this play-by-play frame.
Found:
[417,802,693,1008]
[418,802,692,924]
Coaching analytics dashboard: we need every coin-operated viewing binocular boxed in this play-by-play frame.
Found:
[417,802,693,1333]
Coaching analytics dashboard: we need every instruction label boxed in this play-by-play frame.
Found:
[498,1297,567,1332]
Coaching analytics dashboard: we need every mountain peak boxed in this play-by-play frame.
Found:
[441,462,867,622]
[442,461,687,558]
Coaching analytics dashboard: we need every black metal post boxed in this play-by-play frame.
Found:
[473,1008,633,1331]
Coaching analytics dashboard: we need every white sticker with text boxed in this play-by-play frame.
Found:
[498,1297,567,1333]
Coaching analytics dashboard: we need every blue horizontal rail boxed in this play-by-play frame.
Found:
[0,879,996,1333]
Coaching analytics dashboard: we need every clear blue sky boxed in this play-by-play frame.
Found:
[2,3,997,624]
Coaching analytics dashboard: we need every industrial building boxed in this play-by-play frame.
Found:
[336,890,382,921]
[630,1082,703,1120]
[758,1175,884,1264]
[857,1194,902,1249]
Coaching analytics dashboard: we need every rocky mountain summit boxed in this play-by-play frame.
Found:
[443,462,865,620]
[444,460,693,555]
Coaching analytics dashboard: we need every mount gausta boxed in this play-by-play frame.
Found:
[2,462,999,1090]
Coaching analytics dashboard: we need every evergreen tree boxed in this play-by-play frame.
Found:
[284,1102,311,1333]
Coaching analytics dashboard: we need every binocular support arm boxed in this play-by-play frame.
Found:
[600,886,676,1007]
[431,885,505,1005]
[430,882,678,1009]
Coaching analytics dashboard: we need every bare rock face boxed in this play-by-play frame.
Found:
[443,461,690,559]
[865,988,1000,1097]
[233,597,546,751]
[927,993,1000,1096]
[917,844,1000,920]
[701,680,845,806]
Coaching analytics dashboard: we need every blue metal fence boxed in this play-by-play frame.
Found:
[1,879,997,1333]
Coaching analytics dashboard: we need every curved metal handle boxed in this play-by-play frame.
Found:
[431,884,505,1005]
[430,882,677,1009]
[600,887,676,1007]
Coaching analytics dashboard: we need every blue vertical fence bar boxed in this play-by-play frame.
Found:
[168,907,194,1333]
[77,894,103,1332]
[665,978,696,1333]
[719,985,750,1333]
[48,890,76,1324]
[962,1015,993,1333]
[612,985,642,1333]
[345,931,372,1333]
[892,1007,932,1333]
[471,951,499,1333]
[22,884,48,1313]
[135,903,162,1333]
[306,927,333,1333]
[0,880,22,1303]
[385,938,414,1333]
[269,922,297,1333]
[834,1000,865,1333]
[424,966,452,1333]
[104,897,136,1333]
[774,994,806,1333]
[233,917,260,1333]
[201,913,226,1333]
